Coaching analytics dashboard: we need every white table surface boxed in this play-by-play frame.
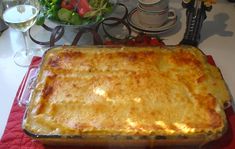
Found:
[0,0,235,139]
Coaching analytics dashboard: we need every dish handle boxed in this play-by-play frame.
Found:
[168,9,176,20]
[17,67,38,107]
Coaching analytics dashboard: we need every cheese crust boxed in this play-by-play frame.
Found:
[24,46,229,140]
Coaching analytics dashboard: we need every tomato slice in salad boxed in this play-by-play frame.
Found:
[76,0,92,16]
[61,0,77,10]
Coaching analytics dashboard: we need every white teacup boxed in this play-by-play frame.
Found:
[138,0,169,11]
[137,4,176,28]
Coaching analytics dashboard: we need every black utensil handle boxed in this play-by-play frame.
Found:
[0,18,8,35]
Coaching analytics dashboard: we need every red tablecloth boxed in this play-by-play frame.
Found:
[0,56,235,149]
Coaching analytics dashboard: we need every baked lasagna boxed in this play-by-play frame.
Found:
[23,46,230,145]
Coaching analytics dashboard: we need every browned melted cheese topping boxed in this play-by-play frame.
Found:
[24,46,230,137]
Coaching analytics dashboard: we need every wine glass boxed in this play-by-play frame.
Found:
[1,0,42,67]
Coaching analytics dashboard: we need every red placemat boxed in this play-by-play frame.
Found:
[0,55,235,149]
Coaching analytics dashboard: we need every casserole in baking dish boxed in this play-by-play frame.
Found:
[23,45,230,146]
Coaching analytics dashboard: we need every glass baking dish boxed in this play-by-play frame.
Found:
[21,45,231,147]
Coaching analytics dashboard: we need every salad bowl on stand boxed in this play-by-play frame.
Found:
[37,0,118,44]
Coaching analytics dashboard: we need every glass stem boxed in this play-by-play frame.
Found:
[22,31,29,56]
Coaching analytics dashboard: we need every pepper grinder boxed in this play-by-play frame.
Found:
[180,0,212,46]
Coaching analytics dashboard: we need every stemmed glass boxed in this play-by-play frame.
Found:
[1,0,42,67]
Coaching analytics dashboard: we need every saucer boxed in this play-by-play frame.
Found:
[127,8,177,34]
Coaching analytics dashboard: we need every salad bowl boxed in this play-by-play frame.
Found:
[38,0,118,29]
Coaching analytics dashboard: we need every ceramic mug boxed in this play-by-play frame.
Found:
[137,4,176,28]
[138,0,169,11]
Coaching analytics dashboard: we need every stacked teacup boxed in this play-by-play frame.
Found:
[137,0,176,28]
